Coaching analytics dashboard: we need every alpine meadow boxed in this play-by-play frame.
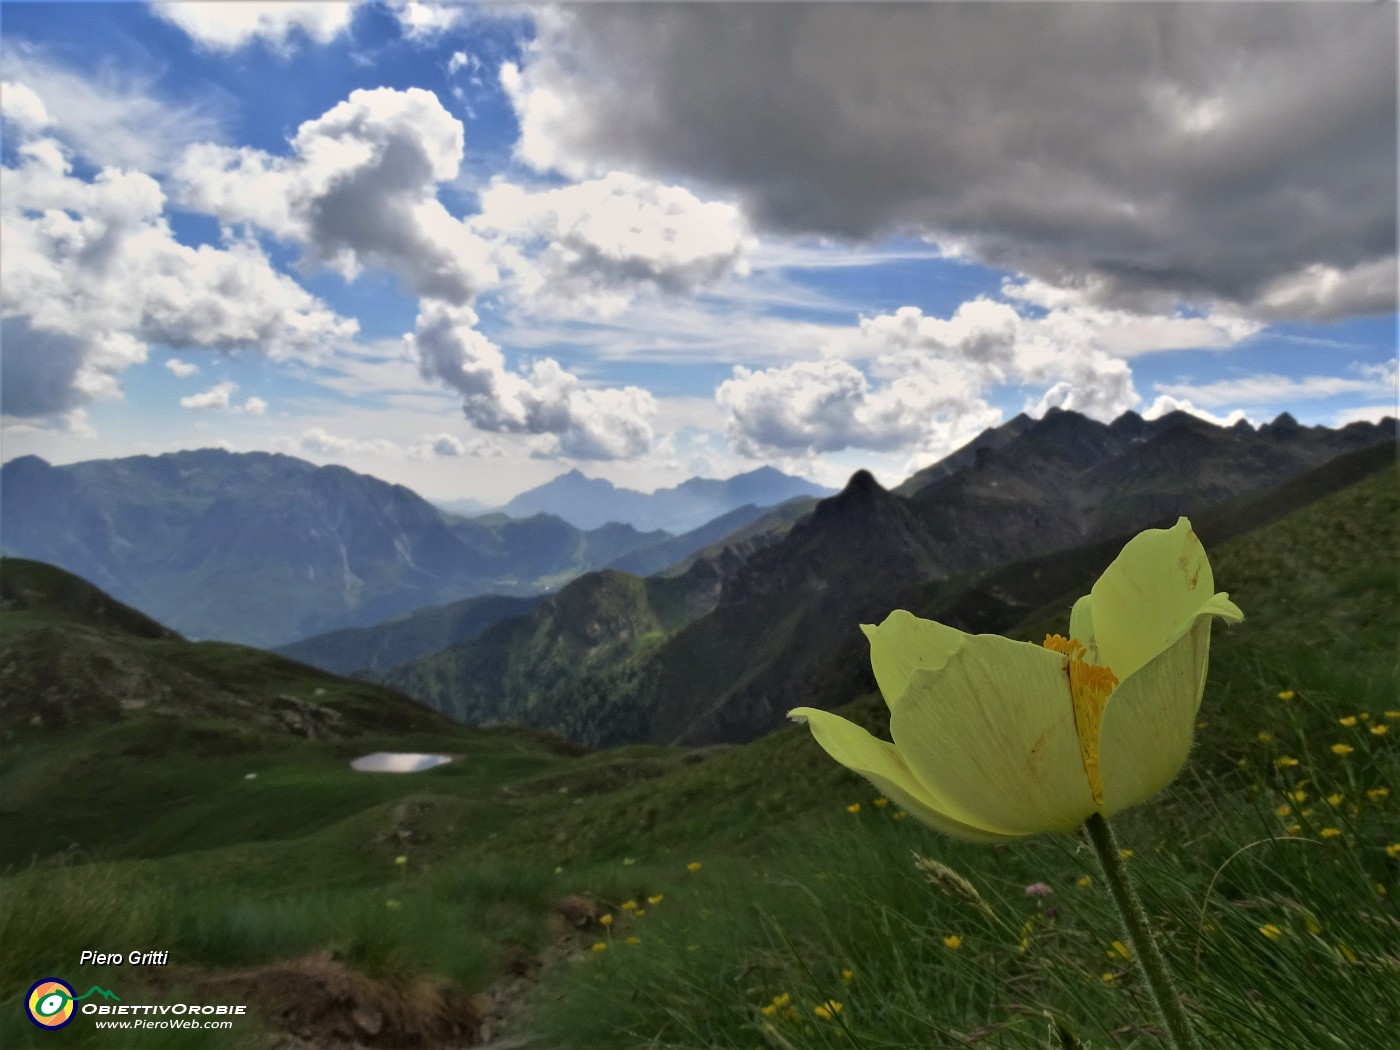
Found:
[1,4,1396,1050]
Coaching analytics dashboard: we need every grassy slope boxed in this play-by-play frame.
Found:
[2,462,1396,1048]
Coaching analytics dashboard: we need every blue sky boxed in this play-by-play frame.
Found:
[2,1,1395,503]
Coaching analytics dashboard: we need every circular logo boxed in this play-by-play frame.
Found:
[27,979,76,1029]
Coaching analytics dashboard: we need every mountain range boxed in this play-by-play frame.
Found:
[0,450,664,648]
[374,409,1395,747]
[494,466,834,532]
[0,453,833,650]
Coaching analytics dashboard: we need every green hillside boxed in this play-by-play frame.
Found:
[2,461,1397,1048]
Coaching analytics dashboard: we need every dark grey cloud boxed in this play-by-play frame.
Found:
[506,3,1397,320]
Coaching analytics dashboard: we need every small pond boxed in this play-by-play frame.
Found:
[350,752,453,773]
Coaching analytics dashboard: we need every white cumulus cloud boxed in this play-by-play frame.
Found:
[475,172,752,318]
[409,301,656,460]
[388,1,469,41]
[151,2,362,53]
[179,381,238,410]
[716,295,1162,462]
[1,139,355,420]
[165,357,200,378]
[1,80,50,134]
[175,87,496,305]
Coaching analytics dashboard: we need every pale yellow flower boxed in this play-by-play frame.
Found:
[789,520,1241,839]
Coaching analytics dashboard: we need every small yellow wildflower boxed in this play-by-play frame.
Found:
[846,802,861,814]
[1371,725,1389,736]
[1107,940,1132,961]
[1285,824,1301,835]
[1278,690,1295,700]
[591,942,608,953]
[1276,756,1300,768]
[813,1001,843,1020]
[760,1004,777,1018]
[622,857,636,865]
[1367,788,1390,801]
[621,899,638,911]
[1274,804,1291,817]
[687,862,702,873]
[1101,971,1120,984]
[599,913,613,926]
[1017,918,1035,953]
[1331,743,1355,756]
[385,899,402,910]
[394,855,408,866]
[1384,843,1400,859]
[771,993,791,1009]
[1258,924,1285,940]
[1119,849,1134,859]
[647,894,664,905]
[1378,883,1388,896]
[1337,943,1359,964]
[1303,914,1321,935]
[1077,874,1094,889]
[634,909,646,917]
[943,934,963,950]
[1290,790,1307,802]
[1257,731,1274,743]
[872,796,889,808]
[1320,827,1342,839]
[1386,711,1399,720]
[1327,793,1344,806]
[1360,713,1371,721]
[841,968,855,986]
[892,810,908,821]
[1339,716,1359,728]
[626,936,640,945]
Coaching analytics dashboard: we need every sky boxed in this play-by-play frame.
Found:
[1,1,1396,505]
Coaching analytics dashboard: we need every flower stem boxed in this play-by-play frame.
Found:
[1084,813,1204,1050]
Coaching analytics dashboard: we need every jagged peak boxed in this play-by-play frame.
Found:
[843,468,883,496]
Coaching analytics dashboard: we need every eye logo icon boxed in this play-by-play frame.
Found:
[27,979,76,1029]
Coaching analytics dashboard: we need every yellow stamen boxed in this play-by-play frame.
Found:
[1044,634,1119,806]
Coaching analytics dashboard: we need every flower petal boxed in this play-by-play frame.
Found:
[788,707,1015,842]
[861,610,969,712]
[1069,594,1097,661]
[1098,615,1219,814]
[1087,517,1242,681]
[889,636,1097,836]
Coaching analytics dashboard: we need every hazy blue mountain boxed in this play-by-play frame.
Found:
[380,410,1395,748]
[274,592,544,676]
[0,450,670,648]
[496,466,834,532]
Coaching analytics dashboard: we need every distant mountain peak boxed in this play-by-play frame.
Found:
[498,465,834,532]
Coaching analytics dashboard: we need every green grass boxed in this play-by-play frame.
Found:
[1,462,1396,1048]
